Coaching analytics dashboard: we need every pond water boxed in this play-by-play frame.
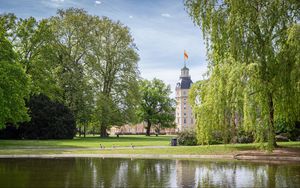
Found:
[0,158,299,187]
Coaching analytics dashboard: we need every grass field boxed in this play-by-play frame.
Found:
[0,135,299,155]
[0,135,175,148]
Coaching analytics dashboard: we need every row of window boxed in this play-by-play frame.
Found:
[176,91,187,95]
[177,118,193,124]
[177,113,193,116]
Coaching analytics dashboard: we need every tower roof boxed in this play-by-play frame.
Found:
[176,66,193,89]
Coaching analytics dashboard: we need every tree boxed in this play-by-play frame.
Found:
[86,17,140,137]
[0,25,30,128]
[49,8,95,123]
[137,79,175,136]
[185,0,300,150]
[0,13,60,99]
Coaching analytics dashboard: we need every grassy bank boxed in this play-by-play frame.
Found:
[0,135,299,155]
[0,135,174,148]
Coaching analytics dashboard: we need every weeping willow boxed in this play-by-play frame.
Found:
[185,0,300,150]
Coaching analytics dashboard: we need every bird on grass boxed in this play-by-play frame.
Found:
[131,143,134,149]
[100,144,105,149]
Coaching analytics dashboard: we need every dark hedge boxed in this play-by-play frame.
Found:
[0,94,76,139]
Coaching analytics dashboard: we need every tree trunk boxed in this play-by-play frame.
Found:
[100,123,108,137]
[268,94,277,150]
[231,113,237,144]
[83,123,86,138]
[146,120,151,136]
[78,127,81,137]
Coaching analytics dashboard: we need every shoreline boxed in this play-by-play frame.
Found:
[0,153,299,162]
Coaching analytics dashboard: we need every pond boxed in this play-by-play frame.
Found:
[0,158,299,187]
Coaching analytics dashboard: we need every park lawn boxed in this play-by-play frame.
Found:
[0,135,175,149]
[0,140,299,156]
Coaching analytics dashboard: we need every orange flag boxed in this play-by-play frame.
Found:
[184,50,188,61]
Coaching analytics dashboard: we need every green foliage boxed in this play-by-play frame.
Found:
[185,0,300,151]
[0,13,61,99]
[49,8,94,119]
[18,94,76,139]
[0,8,140,138]
[137,79,175,136]
[237,129,254,144]
[177,129,197,146]
[0,26,30,128]
[85,16,140,137]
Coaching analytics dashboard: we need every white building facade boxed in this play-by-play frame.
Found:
[175,66,194,132]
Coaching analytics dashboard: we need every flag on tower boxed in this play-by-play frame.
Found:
[184,50,188,61]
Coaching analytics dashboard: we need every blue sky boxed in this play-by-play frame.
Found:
[0,0,208,97]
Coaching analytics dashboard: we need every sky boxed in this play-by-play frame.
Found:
[0,0,208,97]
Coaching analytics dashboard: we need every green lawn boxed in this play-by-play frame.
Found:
[0,135,299,155]
[0,135,175,148]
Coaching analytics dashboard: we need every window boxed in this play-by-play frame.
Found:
[184,113,186,116]
[184,118,186,124]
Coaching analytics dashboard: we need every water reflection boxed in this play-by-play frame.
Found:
[0,158,299,187]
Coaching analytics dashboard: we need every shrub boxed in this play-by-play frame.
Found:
[275,120,300,141]
[210,130,224,144]
[0,123,20,139]
[177,129,197,146]
[237,129,254,143]
[18,94,76,139]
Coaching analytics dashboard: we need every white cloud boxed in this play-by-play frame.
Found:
[161,13,171,18]
[42,0,65,8]
[95,1,101,5]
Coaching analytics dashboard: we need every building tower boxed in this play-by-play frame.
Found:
[175,65,194,132]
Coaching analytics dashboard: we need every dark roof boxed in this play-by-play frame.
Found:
[182,66,189,70]
[176,77,193,89]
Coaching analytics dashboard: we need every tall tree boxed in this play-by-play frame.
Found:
[137,79,175,136]
[185,0,300,150]
[86,17,140,137]
[0,13,60,99]
[0,24,30,128]
[49,8,94,123]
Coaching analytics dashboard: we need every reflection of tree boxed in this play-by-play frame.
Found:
[196,161,238,187]
[267,165,277,188]
[114,159,173,187]
[192,161,300,187]
[0,158,299,187]
[0,158,79,188]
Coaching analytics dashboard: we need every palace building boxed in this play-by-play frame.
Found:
[175,65,194,132]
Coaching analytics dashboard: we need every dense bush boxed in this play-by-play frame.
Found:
[0,124,19,139]
[275,120,300,141]
[237,129,254,143]
[0,94,76,139]
[17,94,76,139]
[210,131,224,144]
[177,129,197,146]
